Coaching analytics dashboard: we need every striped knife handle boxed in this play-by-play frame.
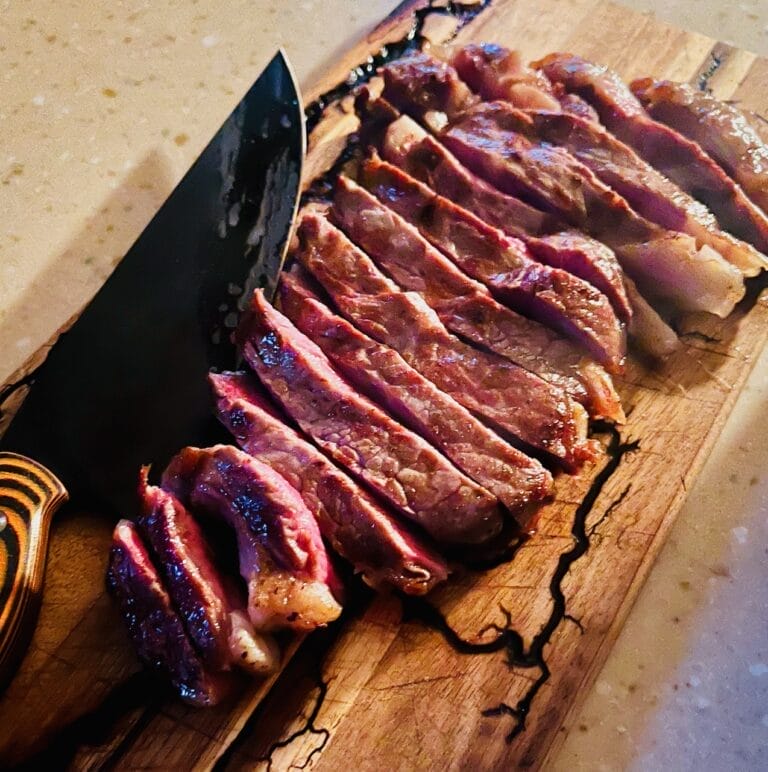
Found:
[0,452,67,688]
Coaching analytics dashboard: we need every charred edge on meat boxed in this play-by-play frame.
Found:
[401,425,638,743]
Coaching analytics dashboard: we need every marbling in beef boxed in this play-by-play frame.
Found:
[452,43,562,111]
[235,291,504,544]
[511,109,765,277]
[381,49,478,131]
[632,76,768,221]
[381,53,745,319]
[163,445,343,631]
[443,102,745,318]
[210,370,449,593]
[321,169,620,416]
[452,43,599,122]
[449,43,766,278]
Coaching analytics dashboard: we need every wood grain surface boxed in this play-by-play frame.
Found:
[2,0,768,768]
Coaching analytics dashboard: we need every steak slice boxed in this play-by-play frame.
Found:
[351,162,626,370]
[235,290,504,544]
[381,49,478,131]
[451,43,598,122]
[318,168,606,412]
[632,77,768,218]
[279,273,553,523]
[107,519,235,706]
[382,113,555,236]
[136,469,278,674]
[537,52,768,254]
[210,371,449,594]
[380,115,632,322]
[443,102,745,318]
[284,262,623,423]
[294,210,593,470]
[447,43,766,278]
[523,109,766,276]
[452,43,562,111]
[381,53,745,318]
[163,445,343,631]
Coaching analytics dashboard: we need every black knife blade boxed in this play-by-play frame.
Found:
[0,49,305,516]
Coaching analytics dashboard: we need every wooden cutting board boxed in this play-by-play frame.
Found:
[3,0,768,768]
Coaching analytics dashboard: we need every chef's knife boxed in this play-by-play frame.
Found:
[0,49,305,685]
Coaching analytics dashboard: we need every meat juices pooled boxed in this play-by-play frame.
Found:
[136,469,278,673]
[107,520,235,706]
[210,370,449,594]
[279,272,554,523]
[163,444,343,631]
[236,289,505,543]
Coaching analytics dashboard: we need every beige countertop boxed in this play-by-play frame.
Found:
[2,1,767,769]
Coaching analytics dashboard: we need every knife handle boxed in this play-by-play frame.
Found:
[0,452,67,687]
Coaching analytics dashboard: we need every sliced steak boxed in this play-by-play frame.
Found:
[163,445,343,631]
[452,42,599,122]
[136,469,278,674]
[633,76,768,218]
[286,259,623,424]
[295,210,593,470]
[447,43,766,278]
[107,519,235,706]
[210,371,449,594]
[380,115,631,322]
[532,230,631,318]
[235,290,504,544]
[523,109,766,276]
[352,162,626,370]
[279,273,553,522]
[537,52,768,254]
[443,102,745,318]
[381,54,745,318]
[381,97,556,237]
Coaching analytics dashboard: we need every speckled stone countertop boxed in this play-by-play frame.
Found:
[2,1,767,769]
